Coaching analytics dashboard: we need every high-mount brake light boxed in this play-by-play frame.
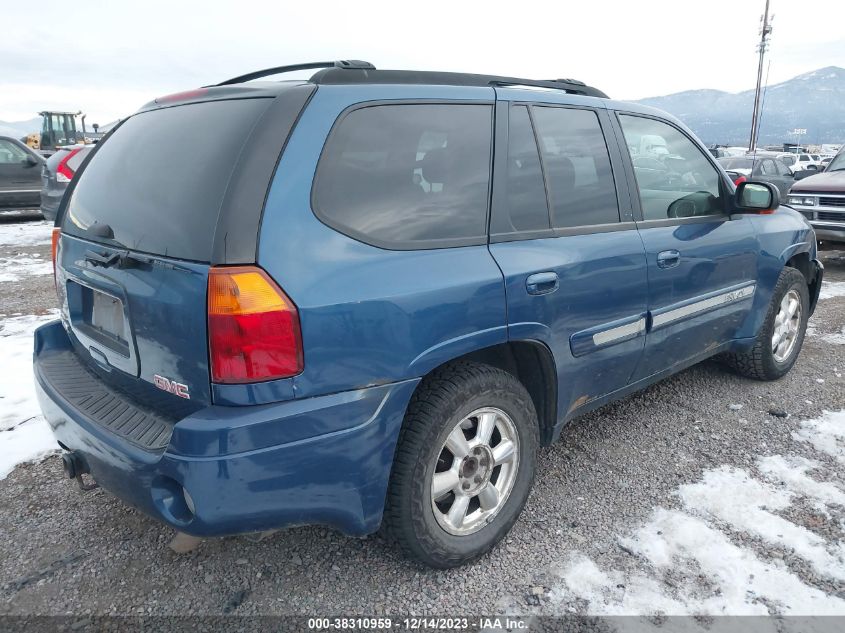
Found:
[56,148,82,183]
[155,88,209,104]
[207,266,303,384]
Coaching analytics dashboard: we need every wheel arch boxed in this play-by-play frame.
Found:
[784,250,822,315]
[410,340,558,446]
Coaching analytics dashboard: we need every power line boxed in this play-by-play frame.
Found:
[748,0,773,152]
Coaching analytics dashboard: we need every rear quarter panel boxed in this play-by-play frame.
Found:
[257,84,508,401]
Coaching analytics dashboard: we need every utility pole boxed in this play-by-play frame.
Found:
[749,0,773,152]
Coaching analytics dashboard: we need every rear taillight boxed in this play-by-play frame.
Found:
[207,266,303,384]
[733,175,747,186]
[51,228,61,285]
[56,148,82,183]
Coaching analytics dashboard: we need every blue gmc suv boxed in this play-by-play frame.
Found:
[34,61,823,568]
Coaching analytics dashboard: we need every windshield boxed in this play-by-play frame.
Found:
[828,152,845,172]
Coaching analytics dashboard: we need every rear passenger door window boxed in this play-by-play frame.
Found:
[491,105,550,236]
[313,103,493,249]
[619,115,725,221]
[531,107,620,228]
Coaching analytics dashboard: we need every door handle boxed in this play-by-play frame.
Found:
[526,271,559,295]
[656,250,681,269]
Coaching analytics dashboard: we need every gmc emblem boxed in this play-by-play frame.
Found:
[153,374,190,399]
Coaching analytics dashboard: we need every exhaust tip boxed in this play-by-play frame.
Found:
[61,451,88,479]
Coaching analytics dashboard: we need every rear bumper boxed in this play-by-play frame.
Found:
[39,188,63,221]
[34,320,419,537]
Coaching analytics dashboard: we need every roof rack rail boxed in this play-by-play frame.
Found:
[488,78,607,98]
[215,60,375,87]
[309,68,607,98]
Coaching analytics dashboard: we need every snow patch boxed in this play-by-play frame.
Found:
[819,281,845,300]
[0,220,53,247]
[0,313,59,479]
[793,410,845,464]
[821,327,845,346]
[552,410,845,616]
[679,466,845,582]
[758,454,845,516]
[0,253,53,282]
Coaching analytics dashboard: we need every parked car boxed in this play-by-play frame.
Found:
[35,61,823,568]
[0,135,44,211]
[40,145,94,221]
[774,152,797,171]
[717,155,796,198]
[788,146,845,246]
[793,152,822,171]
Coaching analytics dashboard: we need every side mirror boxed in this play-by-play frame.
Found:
[735,181,779,214]
[24,155,40,166]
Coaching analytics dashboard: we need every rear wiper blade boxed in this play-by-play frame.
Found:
[84,249,120,267]
[117,251,194,273]
[84,249,192,273]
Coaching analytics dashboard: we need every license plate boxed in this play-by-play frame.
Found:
[90,291,125,341]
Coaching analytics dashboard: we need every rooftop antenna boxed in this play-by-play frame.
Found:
[748,0,773,152]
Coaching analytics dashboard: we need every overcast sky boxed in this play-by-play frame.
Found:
[2,0,844,124]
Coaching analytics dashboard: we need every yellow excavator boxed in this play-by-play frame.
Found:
[25,111,93,155]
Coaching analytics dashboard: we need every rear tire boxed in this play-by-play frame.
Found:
[385,361,538,568]
[721,267,809,380]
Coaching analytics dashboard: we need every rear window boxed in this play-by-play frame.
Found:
[721,158,753,170]
[313,103,493,249]
[63,98,270,261]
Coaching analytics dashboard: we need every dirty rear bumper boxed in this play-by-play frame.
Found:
[34,320,418,537]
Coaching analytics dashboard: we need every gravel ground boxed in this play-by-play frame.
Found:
[0,216,843,619]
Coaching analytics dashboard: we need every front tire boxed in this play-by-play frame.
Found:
[385,361,538,568]
[721,267,809,380]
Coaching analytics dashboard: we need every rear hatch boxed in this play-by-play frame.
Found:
[56,96,275,410]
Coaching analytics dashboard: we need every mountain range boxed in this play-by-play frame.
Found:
[635,66,845,147]
[0,117,41,139]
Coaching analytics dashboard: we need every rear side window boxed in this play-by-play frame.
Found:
[721,158,752,170]
[313,104,493,249]
[63,98,271,261]
[531,107,619,228]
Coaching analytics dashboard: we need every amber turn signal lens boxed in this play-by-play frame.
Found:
[207,266,303,383]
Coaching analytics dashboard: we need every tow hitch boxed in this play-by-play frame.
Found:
[61,451,99,491]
